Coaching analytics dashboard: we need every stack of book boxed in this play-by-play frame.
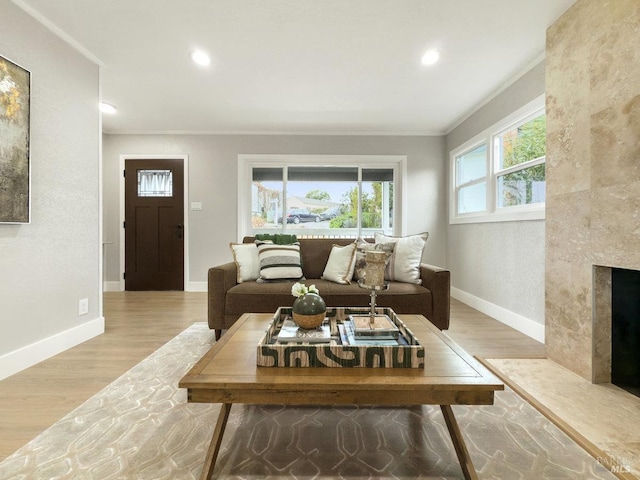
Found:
[276,318,333,344]
[339,314,402,346]
[274,315,407,347]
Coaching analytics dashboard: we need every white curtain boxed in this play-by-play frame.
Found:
[138,170,172,197]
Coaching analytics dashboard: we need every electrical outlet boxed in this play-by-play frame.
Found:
[78,298,89,316]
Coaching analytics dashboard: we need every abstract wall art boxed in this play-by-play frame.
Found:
[0,54,30,223]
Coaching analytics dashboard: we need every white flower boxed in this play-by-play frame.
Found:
[291,282,320,297]
[291,282,306,297]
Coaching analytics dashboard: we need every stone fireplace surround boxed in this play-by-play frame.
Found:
[545,0,640,383]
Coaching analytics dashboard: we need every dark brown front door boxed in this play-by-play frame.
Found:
[124,159,184,290]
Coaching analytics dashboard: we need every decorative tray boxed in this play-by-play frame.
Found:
[256,307,425,368]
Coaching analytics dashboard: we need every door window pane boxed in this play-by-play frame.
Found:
[138,170,172,197]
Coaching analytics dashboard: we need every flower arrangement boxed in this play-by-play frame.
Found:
[291,282,319,298]
[290,282,325,328]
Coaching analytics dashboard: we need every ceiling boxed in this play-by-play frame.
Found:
[15,0,575,135]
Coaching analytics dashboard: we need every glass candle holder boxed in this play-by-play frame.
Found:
[364,250,386,287]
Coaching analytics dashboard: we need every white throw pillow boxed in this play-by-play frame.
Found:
[230,243,260,283]
[322,243,357,284]
[374,232,429,284]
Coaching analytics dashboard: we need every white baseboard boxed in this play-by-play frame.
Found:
[451,287,545,343]
[186,282,207,292]
[103,281,122,292]
[0,316,105,381]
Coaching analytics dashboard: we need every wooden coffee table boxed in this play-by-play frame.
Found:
[180,313,504,480]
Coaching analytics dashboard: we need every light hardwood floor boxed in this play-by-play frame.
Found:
[0,292,545,462]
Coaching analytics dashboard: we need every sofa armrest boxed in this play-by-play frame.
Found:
[208,262,238,330]
[420,263,450,330]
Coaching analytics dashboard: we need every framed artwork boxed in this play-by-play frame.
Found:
[0,54,31,223]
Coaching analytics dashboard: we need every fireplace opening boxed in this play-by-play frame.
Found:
[612,268,640,397]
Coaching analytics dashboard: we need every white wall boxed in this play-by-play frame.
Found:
[102,134,447,289]
[445,61,546,342]
[0,3,102,379]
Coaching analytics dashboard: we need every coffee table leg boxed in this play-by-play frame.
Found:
[199,403,232,480]
[440,405,478,480]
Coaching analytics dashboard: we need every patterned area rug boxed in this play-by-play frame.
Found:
[0,323,616,480]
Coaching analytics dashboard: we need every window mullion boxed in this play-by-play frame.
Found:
[496,155,545,176]
[456,176,485,189]
[357,167,362,236]
[282,167,288,232]
[488,135,496,215]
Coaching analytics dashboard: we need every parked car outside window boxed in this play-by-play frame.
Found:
[320,206,341,220]
[278,208,321,224]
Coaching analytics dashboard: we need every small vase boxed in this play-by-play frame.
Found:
[292,293,326,329]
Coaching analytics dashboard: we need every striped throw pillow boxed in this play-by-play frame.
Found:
[256,242,304,282]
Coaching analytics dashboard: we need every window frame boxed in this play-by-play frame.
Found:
[238,154,407,239]
[449,95,546,224]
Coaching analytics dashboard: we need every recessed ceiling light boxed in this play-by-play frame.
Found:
[100,102,117,114]
[421,49,440,66]
[190,50,211,67]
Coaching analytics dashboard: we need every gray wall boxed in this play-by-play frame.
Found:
[102,135,446,286]
[445,61,546,326]
[0,4,101,363]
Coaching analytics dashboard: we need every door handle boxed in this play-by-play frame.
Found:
[176,224,183,238]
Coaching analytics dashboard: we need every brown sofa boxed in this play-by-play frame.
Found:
[208,237,450,339]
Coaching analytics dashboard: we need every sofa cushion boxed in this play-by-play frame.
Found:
[321,242,357,284]
[375,232,429,284]
[256,242,304,282]
[225,278,432,322]
[229,243,260,283]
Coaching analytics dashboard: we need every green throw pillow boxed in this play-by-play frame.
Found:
[254,233,298,245]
